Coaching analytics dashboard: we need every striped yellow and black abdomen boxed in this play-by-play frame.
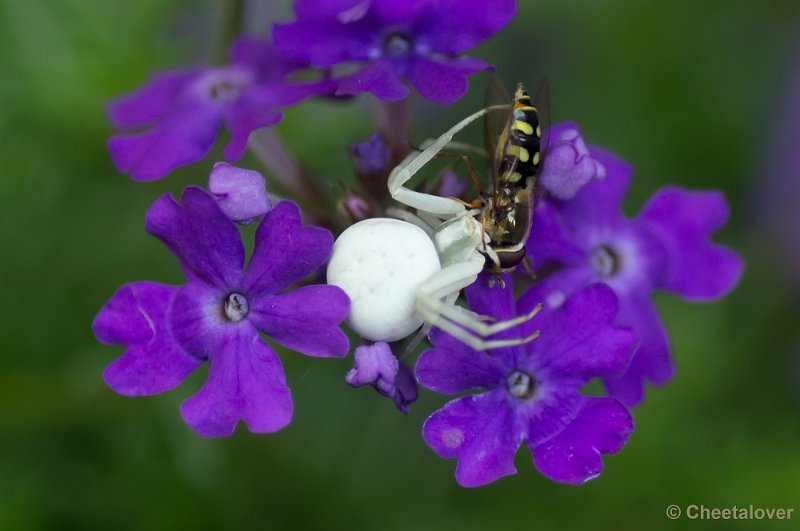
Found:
[498,85,543,188]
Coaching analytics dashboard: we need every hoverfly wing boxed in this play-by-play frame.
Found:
[532,78,551,164]
[483,75,516,210]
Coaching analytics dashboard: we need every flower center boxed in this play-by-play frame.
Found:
[223,292,249,322]
[209,79,240,102]
[382,32,413,58]
[506,370,535,400]
[590,244,620,278]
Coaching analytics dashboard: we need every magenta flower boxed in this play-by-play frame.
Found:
[107,38,334,181]
[416,276,635,487]
[273,0,516,103]
[93,186,350,437]
[527,147,744,406]
[346,342,418,413]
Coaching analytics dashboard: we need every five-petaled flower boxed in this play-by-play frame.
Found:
[527,147,744,406]
[273,0,516,104]
[93,186,350,437]
[416,275,636,487]
[107,38,334,181]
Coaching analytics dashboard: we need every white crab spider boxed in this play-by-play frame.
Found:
[327,105,540,351]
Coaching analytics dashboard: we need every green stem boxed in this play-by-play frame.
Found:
[214,0,245,64]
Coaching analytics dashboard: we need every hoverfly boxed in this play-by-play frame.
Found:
[479,77,550,275]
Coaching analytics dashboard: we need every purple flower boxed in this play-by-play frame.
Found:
[528,148,744,406]
[208,162,271,224]
[93,187,350,437]
[107,38,334,181]
[539,122,606,200]
[273,0,516,104]
[416,276,635,487]
[350,132,391,176]
[346,342,418,413]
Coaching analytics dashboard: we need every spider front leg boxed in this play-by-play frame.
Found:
[387,105,501,217]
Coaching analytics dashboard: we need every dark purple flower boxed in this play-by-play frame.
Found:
[208,162,272,224]
[527,148,744,406]
[346,341,418,412]
[416,276,635,487]
[273,0,516,104]
[539,122,606,200]
[107,38,334,181]
[93,187,350,437]
[350,132,391,176]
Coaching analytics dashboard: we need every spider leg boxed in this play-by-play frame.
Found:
[388,105,506,216]
[414,259,541,351]
[416,302,541,351]
[418,293,542,338]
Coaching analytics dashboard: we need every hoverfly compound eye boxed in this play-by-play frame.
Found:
[326,218,442,342]
[496,248,526,269]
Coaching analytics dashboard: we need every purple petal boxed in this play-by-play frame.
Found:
[531,397,633,484]
[539,122,606,200]
[346,342,399,391]
[169,282,228,359]
[416,340,506,394]
[107,68,200,129]
[392,362,419,413]
[243,201,334,295]
[405,56,490,105]
[208,162,272,224]
[416,0,517,55]
[464,272,516,321]
[336,60,410,101]
[230,37,300,80]
[370,0,434,24]
[524,383,585,445]
[108,101,223,181]
[635,187,744,300]
[604,292,673,406]
[555,147,632,231]
[180,327,293,437]
[520,284,635,381]
[422,392,521,487]
[527,199,587,268]
[247,78,338,108]
[273,18,372,65]
[221,79,336,161]
[293,0,367,19]
[222,98,284,161]
[517,267,594,318]
[462,273,532,368]
[94,282,201,396]
[146,187,245,289]
[346,342,418,413]
[250,285,350,358]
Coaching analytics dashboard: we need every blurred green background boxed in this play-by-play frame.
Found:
[1,0,799,529]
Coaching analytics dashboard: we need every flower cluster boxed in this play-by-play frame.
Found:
[94,0,742,488]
